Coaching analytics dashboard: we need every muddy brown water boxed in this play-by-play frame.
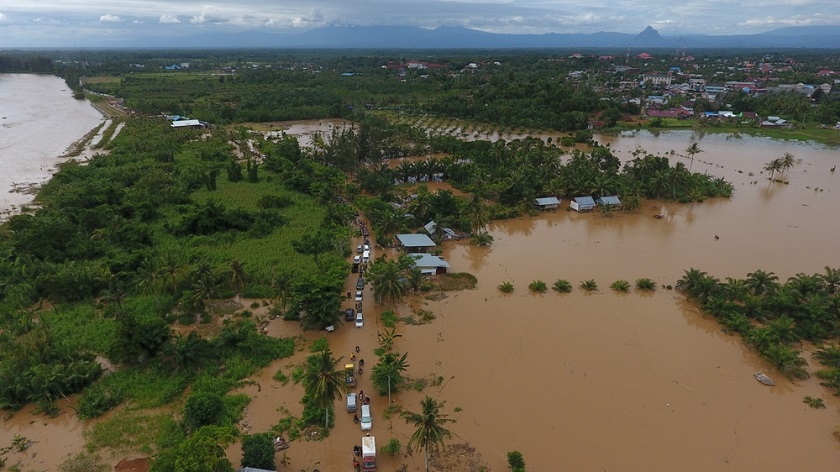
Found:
[4,127,840,471]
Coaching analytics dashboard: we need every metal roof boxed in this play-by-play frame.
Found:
[411,253,450,269]
[573,196,596,206]
[171,119,202,128]
[397,233,436,248]
[535,197,561,206]
[597,195,621,206]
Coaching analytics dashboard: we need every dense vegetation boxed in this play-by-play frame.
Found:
[677,268,840,389]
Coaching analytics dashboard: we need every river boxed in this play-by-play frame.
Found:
[0,74,104,219]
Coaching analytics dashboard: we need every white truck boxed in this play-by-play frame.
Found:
[361,436,376,471]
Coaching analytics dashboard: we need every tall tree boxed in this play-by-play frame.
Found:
[685,142,702,172]
[401,396,456,472]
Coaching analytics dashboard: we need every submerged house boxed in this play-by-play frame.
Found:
[535,197,561,210]
[596,195,622,207]
[569,196,596,212]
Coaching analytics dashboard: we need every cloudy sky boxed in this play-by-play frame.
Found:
[0,0,838,47]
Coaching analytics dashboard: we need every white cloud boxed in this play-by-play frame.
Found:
[99,14,121,23]
[0,13,6,22]
[159,14,180,24]
[190,6,228,24]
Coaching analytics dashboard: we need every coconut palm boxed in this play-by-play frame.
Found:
[227,259,249,303]
[368,258,408,303]
[401,396,455,472]
[372,351,410,400]
[298,347,347,429]
[763,158,782,181]
[778,152,797,178]
[467,194,490,236]
[685,142,702,172]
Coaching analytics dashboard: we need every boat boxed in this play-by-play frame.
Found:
[754,372,775,386]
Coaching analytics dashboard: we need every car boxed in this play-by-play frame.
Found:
[355,311,364,328]
[353,255,361,264]
[360,404,372,430]
[355,291,363,302]
[344,307,355,322]
[356,244,363,254]
[346,393,358,413]
[363,244,370,252]
[356,277,365,290]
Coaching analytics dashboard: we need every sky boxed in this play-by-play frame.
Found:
[0,0,838,48]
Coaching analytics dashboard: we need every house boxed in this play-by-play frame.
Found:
[535,197,561,210]
[570,196,596,212]
[396,233,436,253]
[596,195,622,207]
[411,253,450,275]
[423,221,460,240]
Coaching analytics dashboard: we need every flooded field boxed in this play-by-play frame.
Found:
[264,128,840,471]
[3,123,840,471]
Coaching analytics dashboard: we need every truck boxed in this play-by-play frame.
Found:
[361,436,376,471]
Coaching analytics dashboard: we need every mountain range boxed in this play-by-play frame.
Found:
[135,25,840,50]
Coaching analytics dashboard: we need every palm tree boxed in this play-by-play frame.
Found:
[745,269,779,296]
[401,396,455,472]
[467,194,489,236]
[137,257,163,311]
[763,158,782,181]
[159,250,183,296]
[778,152,797,178]
[685,142,702,172]
[227,259,249,303]
[271,270,293,313]
[298,347,347,429]
[372,351,410,401]
[368,258,408,303]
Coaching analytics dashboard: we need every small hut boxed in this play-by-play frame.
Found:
[535,197,561,211]
[570,196,596,212]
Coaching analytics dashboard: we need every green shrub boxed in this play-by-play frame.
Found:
[241,433,275,470]
[507,450,526,471]
[310,336,329,352]
[528,280,547,293]
[381,438,401,456]
[552,279,572,293]
[610,280,631,293]
[498,282,514,293]
[635,278,656,291]
[580,279,599,292]
[183,391,224,432]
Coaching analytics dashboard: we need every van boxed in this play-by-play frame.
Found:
[360,404,372,431]
[346,393,358,413]
[362,250,370,263]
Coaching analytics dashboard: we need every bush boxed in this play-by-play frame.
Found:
[635,278,656,291]
[310,336,329,353]
[610,280,631,293]
[381,438,401,456]
[580,279,599,292]
[242,433,275,470]
[552,279,572,293]
[183,391,224,432]
[507,450,526,471]
[528,280,547,293]
[498,281,514,293]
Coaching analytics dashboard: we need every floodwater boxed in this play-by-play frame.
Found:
[275,129,840,472]
[4,123,840,471]
[0,74,104,220]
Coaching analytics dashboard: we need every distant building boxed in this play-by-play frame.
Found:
[535,197,561,211]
